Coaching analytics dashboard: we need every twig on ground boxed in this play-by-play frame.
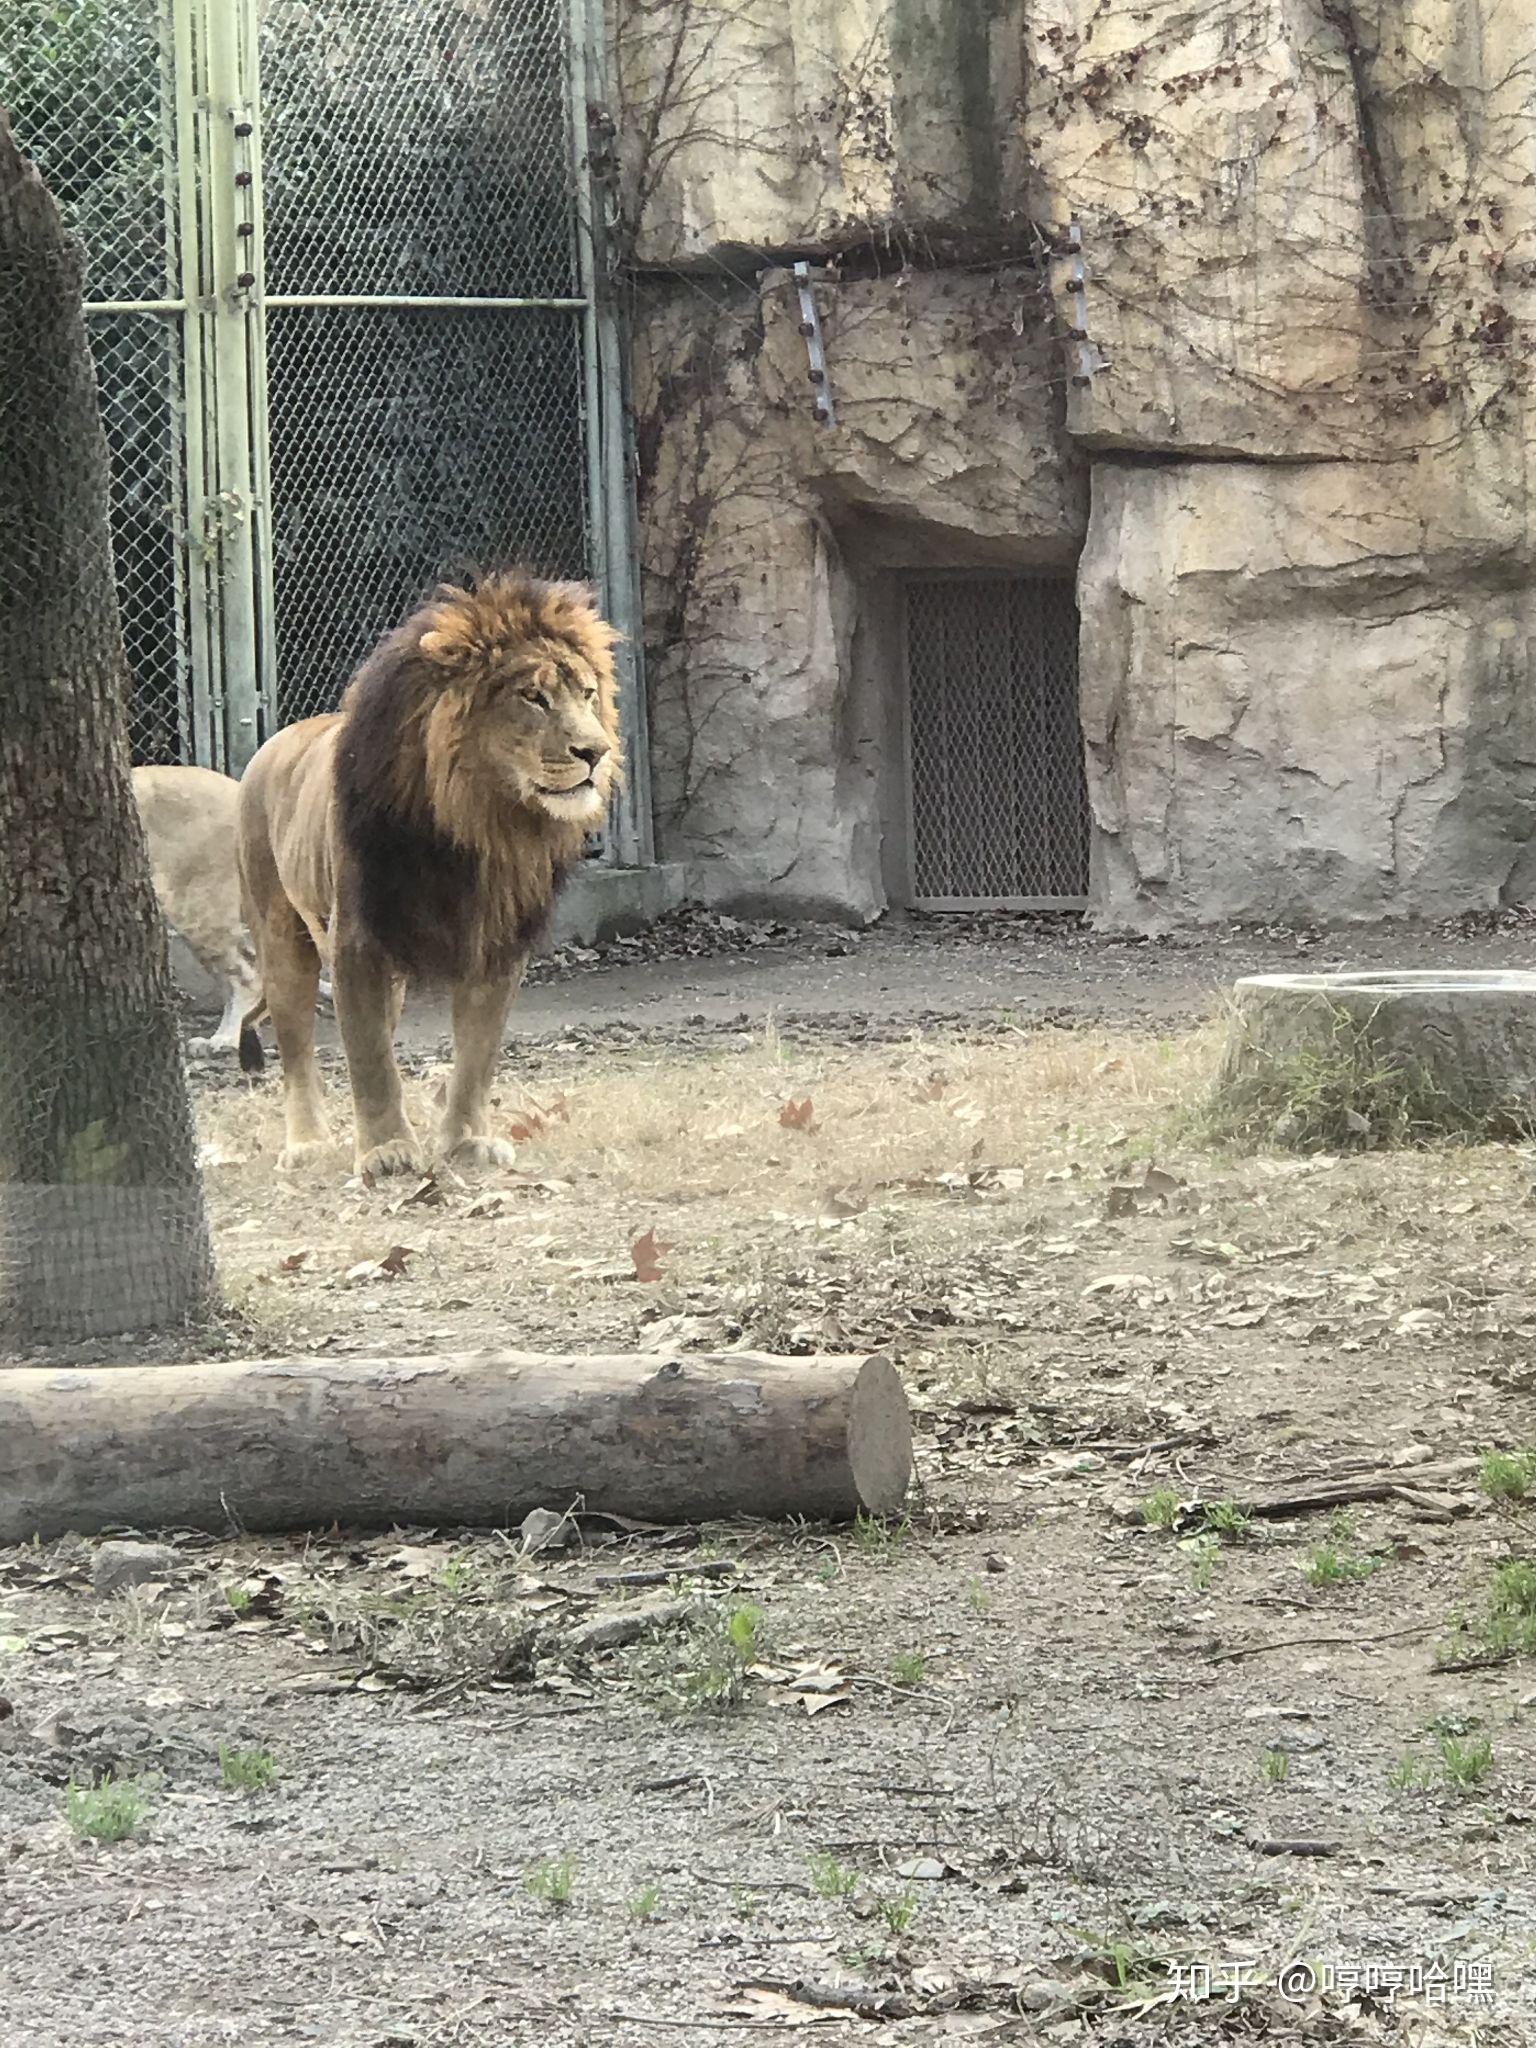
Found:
[1206,1622,1435,1665]
[594,1560,740,1587]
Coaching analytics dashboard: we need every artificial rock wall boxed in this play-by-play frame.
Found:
[615,0,1536,928]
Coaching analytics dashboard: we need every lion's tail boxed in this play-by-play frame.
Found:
[237,995,268,1077]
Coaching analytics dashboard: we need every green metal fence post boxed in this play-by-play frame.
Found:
[170,0,215,767]
[203,0,261,773]
[576,0,653,868]
[242,0,277,748]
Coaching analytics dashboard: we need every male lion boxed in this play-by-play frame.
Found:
[237,572,620,1175]
[132,764,263,1058]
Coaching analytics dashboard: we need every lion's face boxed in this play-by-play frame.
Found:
[406,576,624,848]
[470,639,617,830]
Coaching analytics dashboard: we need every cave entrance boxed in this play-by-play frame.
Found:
[901,571,1089,909]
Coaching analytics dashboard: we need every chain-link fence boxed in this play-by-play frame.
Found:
[0,0,190,767]
[265,305,589,724]
[905,574,1090,907]
[257,0,592,727]
[5,0,618,773]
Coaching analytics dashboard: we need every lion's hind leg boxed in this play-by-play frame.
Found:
[189,950,263,1060]
[260,909,330,1169]
[439,972,522,1170]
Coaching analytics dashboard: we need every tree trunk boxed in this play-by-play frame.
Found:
[0,1351,914,1541]
[0,111,213,1344]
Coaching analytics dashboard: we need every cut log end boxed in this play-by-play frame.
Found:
[847,1355,915,1516]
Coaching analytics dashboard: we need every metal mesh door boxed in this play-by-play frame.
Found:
[1,0,193,765]
[905,574,1090,908]
[257,0,592,728]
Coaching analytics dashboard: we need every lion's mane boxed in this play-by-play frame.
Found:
[332,572,621,984]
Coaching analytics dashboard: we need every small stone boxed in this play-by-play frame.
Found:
[517,1507,577,1557]
[91,1541,178,1597]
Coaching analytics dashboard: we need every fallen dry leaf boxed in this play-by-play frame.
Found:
[779,1098,816,1131]
[277,1250,310,1274]
[725,1987,853,2025]
[630,1228,674,1283]
[1082,1272,1154,1297]
[344,1245,415,1284]
[383,1545,442,1580]
[801,1687,852,1715]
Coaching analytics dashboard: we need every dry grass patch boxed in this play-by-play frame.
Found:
[195,1023,1217,1350]
[200,1023,1215,1213]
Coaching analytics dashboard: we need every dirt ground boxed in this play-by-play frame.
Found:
[3,915,1536,2046]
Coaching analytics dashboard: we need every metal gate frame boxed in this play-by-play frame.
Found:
[901,568,1089,913]
[74,0,650,866]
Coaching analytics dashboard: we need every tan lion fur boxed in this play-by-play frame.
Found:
[237,572,621,1175]
[132,765,261,1055]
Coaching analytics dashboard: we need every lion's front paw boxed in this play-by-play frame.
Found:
[277,1138,329,1172]
[357,1136,427,1178]
[186,1035,234,1061]
[444,1134,518,1171]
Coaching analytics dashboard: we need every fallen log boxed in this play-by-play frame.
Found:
[0,1350,911,1544]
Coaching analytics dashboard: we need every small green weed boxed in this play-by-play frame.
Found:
[1259,1748,1290,1784]
[723,1602,767,1664]
[1139,1487,1182,1531]
[890,1650,927,1686]
[852,1512,909,1561]
[808,1852,859,1900]
[1423,1711,1479,1740]
[1478,1449,1536,1502]
[965,1577,991,1616]
[636,1596,773,1715]
[218,1743,277,1793]
[434,1552,480,1595]
[1301,1510,1383,1588]
[1186,1534,1221,1591]
[1201,1499,1253,1539]
[876,1886,919,1937]
[1071,1927,1167,1996]
[1439,1733,1494,1791]
[627,1882,663,1922]
[1491,1558,1536,1622]
[1436,1559,1536,1666]
[524,1855,576,1907]
[221,1581,253,1615]
[1303,1542,1381,1587]
[1388,1753,1434,1791]
[65,1772,149,1844]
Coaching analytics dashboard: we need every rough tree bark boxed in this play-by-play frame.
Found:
[0,1351,915,1541]
[0,111,213,1343]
